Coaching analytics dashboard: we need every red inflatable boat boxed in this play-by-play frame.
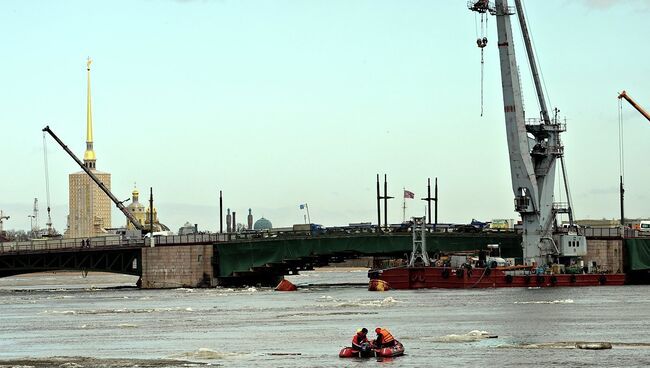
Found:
[339,340,405,358]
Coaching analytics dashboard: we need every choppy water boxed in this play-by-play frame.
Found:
[1,269,650,367]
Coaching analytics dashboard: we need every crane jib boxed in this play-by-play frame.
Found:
[41,126,144,231]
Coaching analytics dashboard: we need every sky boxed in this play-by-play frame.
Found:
[1,0,649,233]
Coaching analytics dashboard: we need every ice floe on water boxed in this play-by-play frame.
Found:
[0,356,208,367]
[41,310,77,315]
[41,306,196,315]
[317,295,401,308]
[176,288,195,293]
[514,299,574,305]
[426,330,493,343]
[117,323,138,328]
[168,348,245,360]
[498,341,613,350]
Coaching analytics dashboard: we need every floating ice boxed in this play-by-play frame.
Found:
[169,348,243,360]
[514,299,574,305]
[117,323,138,328]
[42,310,77,315]
[430,330,492,342]
[328,296,402,308]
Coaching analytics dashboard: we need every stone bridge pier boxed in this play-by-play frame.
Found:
[140,244,214,288]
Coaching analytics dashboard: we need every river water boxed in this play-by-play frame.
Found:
[1,269,649,367]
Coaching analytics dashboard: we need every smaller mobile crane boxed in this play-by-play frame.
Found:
[618,90,650,123]
[42,126,145,232]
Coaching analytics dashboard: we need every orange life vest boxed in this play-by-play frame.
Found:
[377,328,394,343]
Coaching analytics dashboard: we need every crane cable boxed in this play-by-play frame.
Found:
[618,98,625,181]
[42,132,53,235]
[519,0,552,118]
[476,12,488,116]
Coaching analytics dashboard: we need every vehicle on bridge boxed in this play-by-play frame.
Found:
[640,221,650,233]
[144,231,174,238]
[488,219,514,231]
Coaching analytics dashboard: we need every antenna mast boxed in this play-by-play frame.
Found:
[43,132,54,235]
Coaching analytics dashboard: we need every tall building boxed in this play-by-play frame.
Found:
[67,58,112,238]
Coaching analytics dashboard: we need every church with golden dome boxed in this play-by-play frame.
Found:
[125,186,169,232]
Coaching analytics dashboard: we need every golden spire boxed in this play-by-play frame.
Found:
[132,182,139,202]
[83,57,96,168]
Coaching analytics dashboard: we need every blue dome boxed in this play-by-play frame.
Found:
[253,217,272,230]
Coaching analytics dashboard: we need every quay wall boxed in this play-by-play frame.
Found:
[141,244,213,288]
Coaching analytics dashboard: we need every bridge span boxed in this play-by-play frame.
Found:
[0,232,519,287]
[1,228,644,287]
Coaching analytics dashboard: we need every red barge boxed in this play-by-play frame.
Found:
[369,266,626,290]
[368,217,627,290]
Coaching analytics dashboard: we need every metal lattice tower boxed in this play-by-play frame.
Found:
[408,216,430,267]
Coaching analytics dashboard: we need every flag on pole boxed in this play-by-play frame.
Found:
[404,190,415,199]
[299,204,306,209]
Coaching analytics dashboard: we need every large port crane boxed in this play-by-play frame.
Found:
[469,0,584,266]
[618,90,650,123]
[42,126,145,231]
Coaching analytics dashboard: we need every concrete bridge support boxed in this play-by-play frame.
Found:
[140,244,213,288]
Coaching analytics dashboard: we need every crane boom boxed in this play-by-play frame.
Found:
[42,125,144,231]
[618,90,650,123]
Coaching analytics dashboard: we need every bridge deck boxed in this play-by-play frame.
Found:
[214,232,522,285]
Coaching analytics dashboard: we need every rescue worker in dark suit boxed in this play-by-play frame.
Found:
[352,328,371,353]
[374,327,396,348]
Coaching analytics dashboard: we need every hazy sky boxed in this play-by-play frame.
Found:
[1,0,649,233]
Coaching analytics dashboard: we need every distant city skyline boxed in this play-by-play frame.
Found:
[1,0,649,233]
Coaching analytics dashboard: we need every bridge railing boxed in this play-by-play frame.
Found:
[0,233,233,255]
[0,235,135,254]
[145,233,224,246]
[554,226,648,238]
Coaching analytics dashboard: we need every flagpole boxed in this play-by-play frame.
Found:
[402,187,406,223]
[305,203,311,224]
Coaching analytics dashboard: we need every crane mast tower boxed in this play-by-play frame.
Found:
[469,0,584,267]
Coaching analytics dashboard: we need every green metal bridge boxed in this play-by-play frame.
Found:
[4,231,650,287]
[214,232,522,286]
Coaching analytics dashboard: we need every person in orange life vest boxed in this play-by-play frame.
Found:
[352,328,371,352]
[374,327,396,348]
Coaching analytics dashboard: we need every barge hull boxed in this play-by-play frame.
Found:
[369,267,626,289]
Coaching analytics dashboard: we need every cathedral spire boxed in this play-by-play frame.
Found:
[83,57,96,169]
